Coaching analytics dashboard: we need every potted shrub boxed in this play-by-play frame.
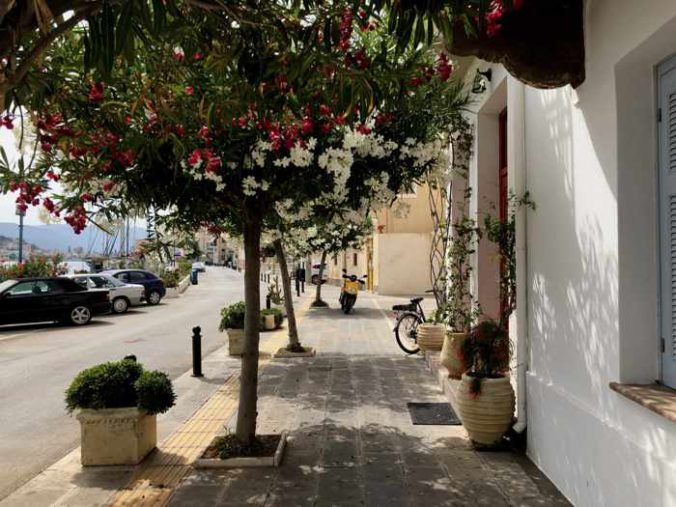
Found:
[65,359,175,466]
[455,320,514,446]
[438,203,481,377]
[260,307,284,331]
[220,301,245,355]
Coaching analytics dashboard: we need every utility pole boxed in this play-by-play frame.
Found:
[16,206,25,263]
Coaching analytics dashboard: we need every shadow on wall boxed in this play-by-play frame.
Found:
[526,86,621,506]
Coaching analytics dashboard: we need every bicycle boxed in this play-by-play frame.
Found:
[392,297,426,354]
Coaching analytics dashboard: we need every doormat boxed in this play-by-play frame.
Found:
[407,402,461,425]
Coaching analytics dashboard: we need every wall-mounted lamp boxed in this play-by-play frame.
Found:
[471,69,492,94]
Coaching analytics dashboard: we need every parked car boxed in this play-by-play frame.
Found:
[192,261,206,272]
[102,269,166,305]
[0,277,111,326]
[61,260,93,275]
[67,273,145,314]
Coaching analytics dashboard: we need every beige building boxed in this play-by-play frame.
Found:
[325,182,441,296]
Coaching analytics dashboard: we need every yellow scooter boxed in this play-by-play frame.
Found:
[339,270,367,314]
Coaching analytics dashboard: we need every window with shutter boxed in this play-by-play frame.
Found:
[658,55,676,388]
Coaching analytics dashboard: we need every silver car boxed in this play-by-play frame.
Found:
[67,274,145,314]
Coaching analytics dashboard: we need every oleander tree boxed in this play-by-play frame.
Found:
[0,3,468,447]
[0,0,584,115]
[282,211,375,308]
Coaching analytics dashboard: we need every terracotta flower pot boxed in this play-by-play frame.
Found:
[440,332,467,379]
[416,323,445,351]
[456,374,515,446]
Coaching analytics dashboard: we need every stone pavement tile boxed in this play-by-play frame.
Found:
[438,451,487,481]
[169,485,224,507]
[215,469,275,505]
[265,488,317,507]
[0,488,70,507]
[321,441,360,467]
[178,469,235,487]
[315,467,364,506]
[401,449,442,468]
[445,478,511,507]
[362,459,403,482]
[363,480,407,507]
[404,465,479,506]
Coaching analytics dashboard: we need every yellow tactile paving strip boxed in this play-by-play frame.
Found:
[109,303,310,507]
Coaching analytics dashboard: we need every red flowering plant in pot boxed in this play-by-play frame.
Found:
[1,2,469,456]
[456,319,514,446]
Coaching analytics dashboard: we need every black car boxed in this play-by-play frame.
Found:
[0,278,111,326]
[102,269,166,305]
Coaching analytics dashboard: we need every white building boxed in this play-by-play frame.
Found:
[459,2,676,505]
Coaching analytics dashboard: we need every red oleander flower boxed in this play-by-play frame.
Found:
[185,86,194,96]
[188,149,202,167]
[301,117,314,135]
[319,104,331,116]
[320,121,333,135]
[88,82,104,103]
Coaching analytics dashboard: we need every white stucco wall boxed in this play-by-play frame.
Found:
[468,2,676,505]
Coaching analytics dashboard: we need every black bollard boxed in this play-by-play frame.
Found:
[266,294,271,310]
[192,326,203,377]
[295,276,300,297]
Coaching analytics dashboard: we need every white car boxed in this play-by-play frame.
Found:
[67,273,145,314]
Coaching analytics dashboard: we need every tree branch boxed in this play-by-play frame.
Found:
[8,3,100,89]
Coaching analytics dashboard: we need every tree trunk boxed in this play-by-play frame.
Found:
[313,250,328,306]
[235,212,262,446]
[274,238,301,351]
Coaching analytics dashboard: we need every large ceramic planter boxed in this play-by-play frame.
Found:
[456,374,515,446]
[263,314,276,330]
[227,328,245,356]
[76,408,156,466]
[417,323,445,352]
[440,332,467,379]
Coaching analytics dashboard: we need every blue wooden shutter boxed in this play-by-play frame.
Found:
[658,56,676,388]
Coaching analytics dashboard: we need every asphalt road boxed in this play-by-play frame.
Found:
[0,266,248,500]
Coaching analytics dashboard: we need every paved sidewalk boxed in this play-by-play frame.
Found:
[168,287,570,507]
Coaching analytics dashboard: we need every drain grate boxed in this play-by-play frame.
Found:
[407,402,461,425]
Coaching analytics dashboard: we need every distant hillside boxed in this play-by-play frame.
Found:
[0,223,146,254]
[0,234,41,252]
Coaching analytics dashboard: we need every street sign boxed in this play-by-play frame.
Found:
[15,206,25,217]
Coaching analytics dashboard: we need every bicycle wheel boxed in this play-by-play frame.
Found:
[395,312,422,354]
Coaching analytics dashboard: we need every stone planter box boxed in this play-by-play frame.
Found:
[163,275,190,299]
[274,347,316,358]
[227,328,245,356]
[164,287,180,299]
[194,431,288,469]
[177,274,191,294]
[76,408,156,466]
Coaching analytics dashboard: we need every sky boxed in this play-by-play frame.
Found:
[0,128,45,225]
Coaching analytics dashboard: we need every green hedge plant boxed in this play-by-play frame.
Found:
[219,301,245,331]
[65,359,175,415]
